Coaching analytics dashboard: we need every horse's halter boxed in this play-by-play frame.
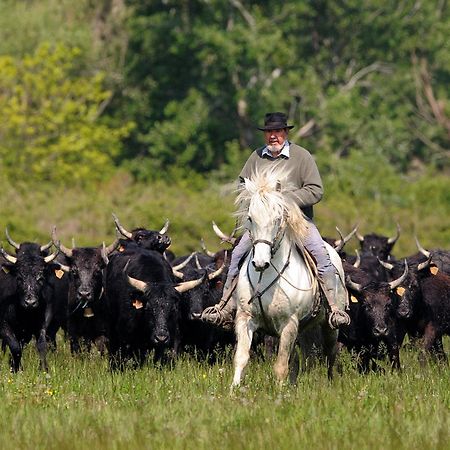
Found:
[248,216,286,259]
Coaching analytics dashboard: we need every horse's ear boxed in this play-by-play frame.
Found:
[276,180,281,191]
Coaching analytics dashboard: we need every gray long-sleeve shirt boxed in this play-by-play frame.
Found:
[239,142,323,219]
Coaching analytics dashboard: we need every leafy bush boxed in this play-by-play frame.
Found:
[0,43,133,186]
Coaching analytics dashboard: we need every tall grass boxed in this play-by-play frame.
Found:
[0,337,448,450]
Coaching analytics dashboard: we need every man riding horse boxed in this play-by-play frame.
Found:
[202,112,350,330]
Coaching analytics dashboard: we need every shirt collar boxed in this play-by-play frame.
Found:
[262,141,290,159]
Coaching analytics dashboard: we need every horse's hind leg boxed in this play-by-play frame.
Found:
[232,313,256,388]
[274,317,299,384]
[321,324,338,380]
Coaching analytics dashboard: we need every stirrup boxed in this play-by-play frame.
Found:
[328,307,351,329]
[201,305,235,330]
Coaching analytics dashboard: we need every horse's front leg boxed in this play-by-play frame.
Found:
[274,316,299,384]
[232,311,257,389]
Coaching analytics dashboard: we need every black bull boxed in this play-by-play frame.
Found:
[105,247,203,369]
[0,242,58,371]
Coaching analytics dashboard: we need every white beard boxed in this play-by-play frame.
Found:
[267,143,283,153]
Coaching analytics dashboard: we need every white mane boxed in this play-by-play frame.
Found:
[235,164,309,245]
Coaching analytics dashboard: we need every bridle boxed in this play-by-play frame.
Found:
[246,217,289,329]
[248,217,285,258]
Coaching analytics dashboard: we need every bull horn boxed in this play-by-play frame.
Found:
[51,227,73,258]
[415,236,431,258]
[5,228,20,250]
[334,225,358,252]
[388,260,408,290]
[172,268,184,279]
[195,255,203,270]
[0,247,17,264]
[387,222,401,245]
[44,250,59,264]
[40,240,53,252]
[229,224,238,241]
[417,255,432,271]
[356,229,364,242]
[101,242,110,265]
[127,275,148,293]
[353,250,361,268]
[172,252,196,271]
[208,251,228,280]
[159,219,170,235]
[378,257,394,271]
[112,213,132,239]
[104,238,120,256]
[175,275,205,293]
[212,221,236,245]
[201,238,216,257]
[345,275,363,293]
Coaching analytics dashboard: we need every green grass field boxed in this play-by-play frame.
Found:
[0,337,448,450]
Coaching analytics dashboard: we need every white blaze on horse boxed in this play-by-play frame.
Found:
[231,166,348,387]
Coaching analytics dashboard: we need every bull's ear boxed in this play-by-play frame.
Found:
[48,261,70,273]
[131,298,146,310]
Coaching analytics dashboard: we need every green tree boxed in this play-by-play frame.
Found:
[0,43,133,185]
[119,0,449,179]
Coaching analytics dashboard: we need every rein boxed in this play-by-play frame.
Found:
[247,247,291,304]
[246,238,321,330]
[247,247,291,331]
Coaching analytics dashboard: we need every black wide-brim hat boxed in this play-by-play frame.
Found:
[257,112,294,131]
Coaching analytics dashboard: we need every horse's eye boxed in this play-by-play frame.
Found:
[247,217,252,223]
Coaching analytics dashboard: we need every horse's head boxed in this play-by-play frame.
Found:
[247,205,285,271]
[236,167,308,272]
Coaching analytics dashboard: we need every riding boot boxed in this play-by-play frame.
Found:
[201,276,238,330]
[320,272,351,329]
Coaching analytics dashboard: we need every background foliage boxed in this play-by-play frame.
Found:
[0,0,448,252]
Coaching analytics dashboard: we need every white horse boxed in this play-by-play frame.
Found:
[231,166,348,387]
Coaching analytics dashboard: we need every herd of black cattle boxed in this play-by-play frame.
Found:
[0,215,448,375]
